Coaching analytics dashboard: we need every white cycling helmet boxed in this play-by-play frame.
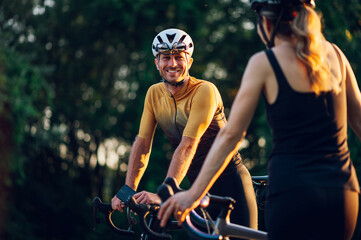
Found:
[152,28,194,57]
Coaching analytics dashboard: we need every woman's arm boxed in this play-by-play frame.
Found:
[345,55,361,140]
[332,44,361,140]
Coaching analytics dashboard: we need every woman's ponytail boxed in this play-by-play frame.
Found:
[291,6,340,95]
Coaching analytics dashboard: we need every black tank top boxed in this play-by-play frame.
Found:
[263,49,359,196]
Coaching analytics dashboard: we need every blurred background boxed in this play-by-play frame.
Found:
[0,0,360,239]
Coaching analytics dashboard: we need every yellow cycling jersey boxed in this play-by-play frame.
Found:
[138,76,228,181]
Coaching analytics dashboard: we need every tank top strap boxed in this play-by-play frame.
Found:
[264,49,291,91]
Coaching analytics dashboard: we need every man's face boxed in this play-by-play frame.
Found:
[155,52,193,84]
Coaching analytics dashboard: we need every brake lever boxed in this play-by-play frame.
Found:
[127,204,137,226]
[93,201,100,231]
[128,197,172,240]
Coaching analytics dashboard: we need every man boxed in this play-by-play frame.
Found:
[112,28,257,230]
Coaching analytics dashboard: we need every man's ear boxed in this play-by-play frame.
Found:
[154,57,159,70]
[188,57,194,70]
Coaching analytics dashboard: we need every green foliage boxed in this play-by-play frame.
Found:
[0,0,360,239]
[0,46,53,181]
[0,49,53,239]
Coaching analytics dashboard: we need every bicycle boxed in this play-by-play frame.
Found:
[93,175,361,240]
[92,176,269,239]
[92,177,230,239]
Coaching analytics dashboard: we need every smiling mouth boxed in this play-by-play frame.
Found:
[167,69,180,73]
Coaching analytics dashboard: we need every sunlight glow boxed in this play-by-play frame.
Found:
[45,0,55,7]
[242,21,255,30]
[239,138,250,150]
[345,29,352,41]
[97,138,131,170]
[33,6,45,15]
[258,137,266,147]
[203,63,228,80]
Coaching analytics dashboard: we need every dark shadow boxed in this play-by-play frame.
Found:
[351,193,361,240]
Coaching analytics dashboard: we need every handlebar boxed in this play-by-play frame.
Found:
[162,178,218,229]
[128,197,172,240]
[93,176,269,240]
[251,175,268,211]
[92,196,175,240]
[93,180,186,240]
[158,177,268,240]
[252,175,268,186]
[92,197,135,236]
[157,179,233,240]
[251,175,268,183]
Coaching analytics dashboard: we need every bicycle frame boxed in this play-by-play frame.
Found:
[183,215,267,240]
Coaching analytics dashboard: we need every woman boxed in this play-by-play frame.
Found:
[158,0,361,239]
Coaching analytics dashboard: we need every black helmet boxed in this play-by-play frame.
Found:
[250,0,315,12]
[250,0,315,48]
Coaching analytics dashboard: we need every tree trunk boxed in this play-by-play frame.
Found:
[0,102,12,238]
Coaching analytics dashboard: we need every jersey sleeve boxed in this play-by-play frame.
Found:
[138,87,157,140]
[183,83,220,139]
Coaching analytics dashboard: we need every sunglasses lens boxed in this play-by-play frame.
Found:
[156,43,170,53]
[173,42,187,51]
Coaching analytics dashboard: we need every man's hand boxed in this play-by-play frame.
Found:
[111,196,126,212]
[133,191,161,205]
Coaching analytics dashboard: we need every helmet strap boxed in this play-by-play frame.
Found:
[258,7,286,49]
[258,15,273,49]
[160,78,185,87]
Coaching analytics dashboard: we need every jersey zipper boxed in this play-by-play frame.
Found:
[170,93,182,137]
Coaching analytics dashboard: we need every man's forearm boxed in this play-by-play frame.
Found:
[166,136,198,185]
[125,156,149,190]
[125,136,152,190]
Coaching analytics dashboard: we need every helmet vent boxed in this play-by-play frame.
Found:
[166,33,176,43]
[157,36,164,43]
[178,34,186,43]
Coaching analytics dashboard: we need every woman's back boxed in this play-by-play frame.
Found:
[262,40,360,197]
[263,40,342,105]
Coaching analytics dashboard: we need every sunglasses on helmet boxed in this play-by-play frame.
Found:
[155,42,189,55]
